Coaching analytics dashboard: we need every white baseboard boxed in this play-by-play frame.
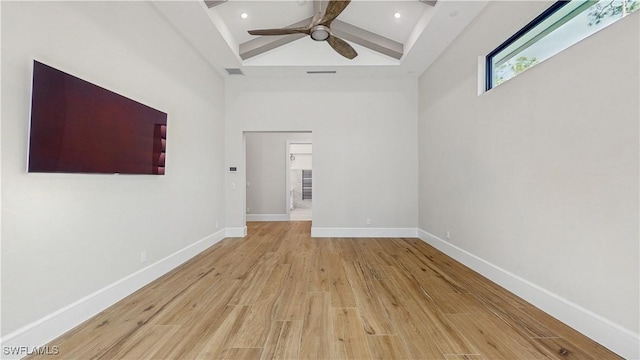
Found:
[418,228,640,360]
[311,227,418,238]
[225,226,247,238]
[0,229,227,360]
[246,214,289,222]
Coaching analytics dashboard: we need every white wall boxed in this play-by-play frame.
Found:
[226,77,418,235]
[290,143,313,170]
[290,154,313,170]
[418,2,638,357]
[245,132,311,216]
[1,1,225,338]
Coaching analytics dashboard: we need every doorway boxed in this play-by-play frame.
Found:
[288,141,312,221]
[244,132,311,224]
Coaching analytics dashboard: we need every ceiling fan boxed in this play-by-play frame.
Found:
[247,0,357,59]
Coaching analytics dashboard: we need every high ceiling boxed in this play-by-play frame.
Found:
[153,0,489,78]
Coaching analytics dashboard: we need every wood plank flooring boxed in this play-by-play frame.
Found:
[27,222,622,359]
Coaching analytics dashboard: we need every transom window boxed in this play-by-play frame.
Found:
[486,0,639,90]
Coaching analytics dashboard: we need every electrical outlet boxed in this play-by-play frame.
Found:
[247,207,251,214]
[141,251,148,263]
[446,230,450,239]
[366,218,371,225]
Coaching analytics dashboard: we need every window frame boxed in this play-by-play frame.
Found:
[485,1,575,91]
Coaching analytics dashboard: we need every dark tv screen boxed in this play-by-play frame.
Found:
[28,61,167,175]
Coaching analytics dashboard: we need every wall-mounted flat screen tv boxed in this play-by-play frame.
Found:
[28,60,167,175]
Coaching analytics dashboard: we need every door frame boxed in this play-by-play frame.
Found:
[286,140,312,220]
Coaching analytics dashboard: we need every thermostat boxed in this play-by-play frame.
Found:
[229,167,237,172]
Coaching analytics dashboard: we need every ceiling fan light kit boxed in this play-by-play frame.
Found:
[310,25,330,41]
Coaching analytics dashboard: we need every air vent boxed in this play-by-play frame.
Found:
[306,71,337,74]
[225,68,244,75]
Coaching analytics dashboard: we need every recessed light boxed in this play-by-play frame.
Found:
[394,12,401,19]
[241,12,248,19]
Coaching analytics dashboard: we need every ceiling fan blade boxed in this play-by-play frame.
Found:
[327,35,357,59]
[248,27,310,36]
[318,0,350,25]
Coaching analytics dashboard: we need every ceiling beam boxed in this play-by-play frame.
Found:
[239,17,312,60]
[204,0,227,8]
[419,0,437,6]
[331,20,403,60]
[239,15,404,61]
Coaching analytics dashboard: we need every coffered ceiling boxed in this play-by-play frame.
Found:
[153,0,489,77]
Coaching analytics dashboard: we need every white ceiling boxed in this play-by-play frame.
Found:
[214,1,427,44]
[153,0,489,78]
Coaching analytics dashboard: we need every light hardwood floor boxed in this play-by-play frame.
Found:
[28,221,621,359]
